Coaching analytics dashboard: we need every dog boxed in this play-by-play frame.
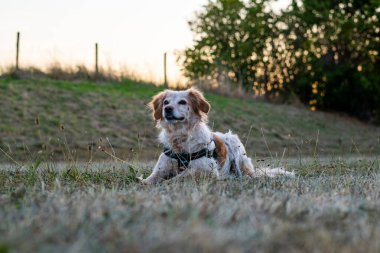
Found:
[142,88,294,184]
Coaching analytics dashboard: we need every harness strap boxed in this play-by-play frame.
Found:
[163,142,217,169]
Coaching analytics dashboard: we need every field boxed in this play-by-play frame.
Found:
[1,159,380,253]
[0,75,380,252]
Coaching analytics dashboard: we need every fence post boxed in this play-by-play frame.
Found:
[95,43,99,76]
[16,32,20,71]
[163,52,168,88]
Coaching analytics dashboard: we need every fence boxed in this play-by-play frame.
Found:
[11,31,169,85]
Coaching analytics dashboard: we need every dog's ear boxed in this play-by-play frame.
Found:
[148,91,167,121]
[188,88,210,115]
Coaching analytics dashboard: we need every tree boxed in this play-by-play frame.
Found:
[182,0,274,92]
[282,0,380,120]
[182,0,380,121]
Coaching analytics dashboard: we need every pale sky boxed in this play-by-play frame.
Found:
[0,0,290,85]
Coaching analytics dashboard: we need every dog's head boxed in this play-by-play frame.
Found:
[148,88,210,125]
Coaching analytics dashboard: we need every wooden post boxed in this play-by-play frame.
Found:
[163,52,168,87]
[95,43,99,75]
[16,32,20,71]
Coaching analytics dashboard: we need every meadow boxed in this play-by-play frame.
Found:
[0,74,379,252]
[1,159,380,253]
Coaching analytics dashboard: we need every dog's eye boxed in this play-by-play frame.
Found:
[178,100,187,105]
[163,100,169,105]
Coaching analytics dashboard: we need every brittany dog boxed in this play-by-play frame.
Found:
[142,88,293,184]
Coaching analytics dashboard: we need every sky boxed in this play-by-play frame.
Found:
[0,0,290,85]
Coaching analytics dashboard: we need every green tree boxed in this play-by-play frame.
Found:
[182,0,380,121]
[282,0,380,120]
[182,0,274,92]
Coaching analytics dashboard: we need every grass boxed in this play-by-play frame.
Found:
[1,74,380,252]
[0,158,379,253]
[0,75,379,164]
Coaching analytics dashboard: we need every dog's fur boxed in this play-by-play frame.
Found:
[143,88,293,184]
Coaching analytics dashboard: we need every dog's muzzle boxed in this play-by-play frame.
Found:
[164,107,185,121]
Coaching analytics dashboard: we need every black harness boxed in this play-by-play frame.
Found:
[163,144,217,169]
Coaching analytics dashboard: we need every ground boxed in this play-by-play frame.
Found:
[0,76,379,252]
[0,158,379,253]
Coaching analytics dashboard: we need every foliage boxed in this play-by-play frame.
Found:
[282,0,380,120]
[182,0,274,93]
[182,0,380,121]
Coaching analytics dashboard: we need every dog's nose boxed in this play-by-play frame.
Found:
[165,106,173,114]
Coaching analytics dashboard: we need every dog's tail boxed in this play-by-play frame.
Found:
[252,167,295,178]
[238,153,295,178]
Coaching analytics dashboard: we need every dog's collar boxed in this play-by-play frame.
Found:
[163,141,217,169]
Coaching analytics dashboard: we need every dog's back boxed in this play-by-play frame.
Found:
[213,131,254,178]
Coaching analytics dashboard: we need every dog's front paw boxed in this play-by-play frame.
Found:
[141,178,150,185]
[141,177,155,185]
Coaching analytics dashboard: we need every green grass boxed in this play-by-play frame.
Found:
[0,76,379,164]
[0,159,379,253]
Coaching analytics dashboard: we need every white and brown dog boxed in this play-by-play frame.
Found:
[142,88,293,184]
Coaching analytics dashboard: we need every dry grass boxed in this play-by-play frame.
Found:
[0,158,379,253]
[0,64,147,83]
[1,75,380,252]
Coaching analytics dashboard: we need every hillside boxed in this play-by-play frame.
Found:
[0,76,379,163]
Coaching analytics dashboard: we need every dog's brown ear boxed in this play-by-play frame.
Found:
[148,91,167,121]
[188,88,210,115]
